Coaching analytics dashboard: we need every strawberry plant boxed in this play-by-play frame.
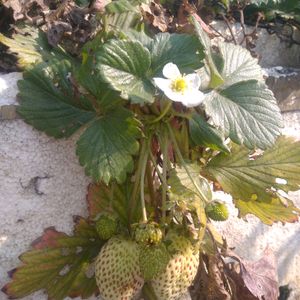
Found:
[1,0,300,299]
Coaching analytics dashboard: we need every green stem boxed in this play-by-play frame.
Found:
[129,139,147,222]
[140,145,149,223]
[149,101,172,124]
[146,160,156,210]
[102,14,108,35]
[171,111,193,119]
[167,123,208,203]
[109,181,115,211]
[142,283,158,300]
[160,129,169,226]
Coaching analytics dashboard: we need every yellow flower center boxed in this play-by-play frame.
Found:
[171,77,188,93]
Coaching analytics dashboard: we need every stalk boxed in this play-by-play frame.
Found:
[129,139,147,222]
[140,145,149,222]
[149,100,172,124]
[160,128,169,226]
[146,160,156,211]
[142,283,158,300]
[167,123,208,203]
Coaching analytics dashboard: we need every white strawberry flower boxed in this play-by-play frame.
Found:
[153,62,204,108]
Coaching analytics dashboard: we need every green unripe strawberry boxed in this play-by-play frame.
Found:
[133,222,163,246]
[205,201,229,221]
[95,237,144,300]
[139,243,170,281]
[151,233,200,299]
[95,214,118,240]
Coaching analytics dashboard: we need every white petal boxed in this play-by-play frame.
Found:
[185,73,201,89]
[180,89,205,107]
[275,178,287,185]
[154,77,185,102]
[163,88,187,102]
[162,63,181,79]
[153,77,172,92]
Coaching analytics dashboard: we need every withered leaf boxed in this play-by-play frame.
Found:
[140,1,172,32]
[47,21,72,47]
[192,255,231,300]
[227,248,279,300]
[2,217,104,299]
[3,0,50,20]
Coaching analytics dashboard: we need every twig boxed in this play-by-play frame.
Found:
[209,24,229,41]
[222,14,238,45]
[239,9,247,37]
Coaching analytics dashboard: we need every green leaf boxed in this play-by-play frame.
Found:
[211,51,225,74]
[95,39,154,104]
[125,29,153,48]
[2,218,103,299]
[87,181,142,226]
[0,25,69,68]
[205,136,300,203]
[190,16,211,51]
[169,163,212,204]
[203,80,283,149]
[76,108,140,184]
[190,16,224,88]
[235,198,300,225]
[106,0,140,13]
[76,48,123,111]
[75,0,90,6]
[18,59,96,138]
[235,0,300,19]
[189,113,230,153]
[218,42,264,87]
[149,33,205,76]
[106,11,141,32]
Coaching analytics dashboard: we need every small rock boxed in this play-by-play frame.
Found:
[0,105,18,120]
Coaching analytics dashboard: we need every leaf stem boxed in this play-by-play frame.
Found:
[149,100,172,124]
[160,128,169,226]
[146,160,156,211]
[167,123,208,203]
[171,111,193,119]
[140,144,149,223]
[142,283,158,300]
[129,139,147,223]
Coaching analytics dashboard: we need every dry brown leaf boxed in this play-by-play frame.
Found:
[3,0,51,20]
[191,254,231,300]
[175,0,214,37]
[47,21,72,46]
[140,1,172,32]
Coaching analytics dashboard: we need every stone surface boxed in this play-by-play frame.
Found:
[0,105,18,120]
[266,67,300,112]
[0,73,22,106]
[212,21,300,68]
